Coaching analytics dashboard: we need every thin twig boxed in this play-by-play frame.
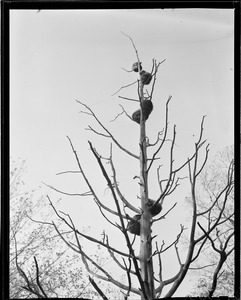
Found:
[118,95,139,102]
[112,80,138,96]
[42,182,92,197]
[56,170,81,175]
[147,95,172,172]
[76,101,139,159]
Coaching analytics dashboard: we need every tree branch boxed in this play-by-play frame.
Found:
[33,256,48,298]
[109,145,141,214]
[147,95,172,172]
[76,101,139,159]
[88,141,146,294]
[89,277,108,300]
[66,136,130,220]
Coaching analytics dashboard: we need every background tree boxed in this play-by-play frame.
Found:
[9,158,116,299]
[185,145,234,297]
[34,36,235,299]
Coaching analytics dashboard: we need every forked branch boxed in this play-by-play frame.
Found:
[88,141,147,298]
[76,100,139,159]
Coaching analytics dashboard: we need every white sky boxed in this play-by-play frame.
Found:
[10,8,234,297]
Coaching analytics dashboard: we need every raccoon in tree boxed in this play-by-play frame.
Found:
[132,100,153,124]
[140,70,152,85]
[127,214,141,235]
[148,200,162,217]
[132,62,142,72]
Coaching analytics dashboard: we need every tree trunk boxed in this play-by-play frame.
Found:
[139,84,155,300]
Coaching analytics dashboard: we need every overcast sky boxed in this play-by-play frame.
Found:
[10,8,234,297]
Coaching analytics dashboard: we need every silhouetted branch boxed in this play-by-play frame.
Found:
[13,231,47,298]
[88,141,147,295]
[118,95,139,102]
[76,101,139,159]
[147,95,172,172]
[56,170,81,175]
[197,222,230,297]
[109,145,141,214]
[33,256,48,298]
[42,182,92,197]
[147,130,165,147]
[112,80,138,96]
[89,276,108,300]
[66,136,129,219]
[121,31,141,67]
[164,117,208,298]
[110,104,133,122]
[152,202,177,222]
[149,59,166,101]
[123,257,132,299]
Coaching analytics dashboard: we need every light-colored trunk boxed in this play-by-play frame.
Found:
[139,84,155,300]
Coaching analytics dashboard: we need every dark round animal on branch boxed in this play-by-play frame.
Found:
[132,110,141,124]
[148,200,162,217]
[132,62,142,72]
[140,70,152,85]
[132,100,153,124]
[127,214,141,235]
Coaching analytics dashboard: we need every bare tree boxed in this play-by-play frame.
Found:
[186,146,234,297]
[32,36,235,299]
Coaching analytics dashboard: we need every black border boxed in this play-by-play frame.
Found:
[2,0,240,10]
[234,2,241,300]
[2,1,240,299]
[1,1,10,300]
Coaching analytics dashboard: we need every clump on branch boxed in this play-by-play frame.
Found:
[127,214,141,236]
[132,62,142,72]
[140,70,152,85]
[132,100,153,124]
[148,200,162,217]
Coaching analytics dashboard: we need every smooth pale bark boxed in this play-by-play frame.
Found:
[139,82,155,300]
